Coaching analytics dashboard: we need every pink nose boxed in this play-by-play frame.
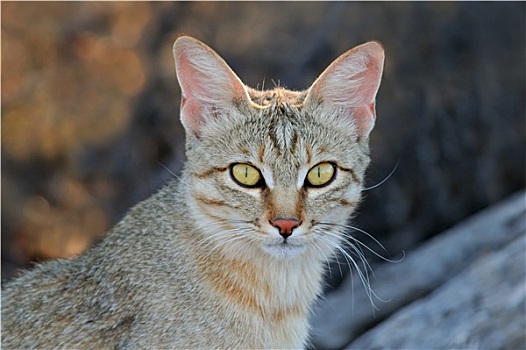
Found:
[270,218,301,239]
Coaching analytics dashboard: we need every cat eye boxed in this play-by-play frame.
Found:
[305,162,336,187]
[230,163,264,188]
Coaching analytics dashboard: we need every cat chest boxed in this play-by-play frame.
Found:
[201,275,312,347]
[233,305,310,349]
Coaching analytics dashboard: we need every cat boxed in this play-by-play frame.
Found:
[1,35,384,349]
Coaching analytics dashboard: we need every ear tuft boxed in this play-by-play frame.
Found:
[306,41,385,137]
[173,36,248,137]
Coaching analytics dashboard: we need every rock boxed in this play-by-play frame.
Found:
[347,234,525,349]
[310,190,526,349]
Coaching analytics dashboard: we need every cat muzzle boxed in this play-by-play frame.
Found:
[270,218,301,239]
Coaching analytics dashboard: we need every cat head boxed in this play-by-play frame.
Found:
[173,36,384,261]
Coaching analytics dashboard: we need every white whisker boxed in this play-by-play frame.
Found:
[318,222,404,263]
[311,239,334,280]
[314,220,398,311]
[363,159,399,191]
[318,233,380,310]
[156,161,192,186]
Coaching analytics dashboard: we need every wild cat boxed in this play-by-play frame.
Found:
[1,36,384,349]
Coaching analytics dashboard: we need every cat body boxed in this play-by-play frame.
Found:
[2,36,384,349]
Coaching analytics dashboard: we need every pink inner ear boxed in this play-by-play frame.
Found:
[306,41,384,137]
[179,96,204,135]
[176,53,213,104]
[352,103,377,137]
[173,36,249,137]
[349,62,383,107]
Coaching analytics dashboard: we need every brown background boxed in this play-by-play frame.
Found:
[2,2,525,283]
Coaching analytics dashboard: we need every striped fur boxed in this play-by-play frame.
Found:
[1,36,384,349]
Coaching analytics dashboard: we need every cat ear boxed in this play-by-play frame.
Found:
[305,41,385,138]
[173,36,249,137]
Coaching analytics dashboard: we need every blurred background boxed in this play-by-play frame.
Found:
[2,2,524,289]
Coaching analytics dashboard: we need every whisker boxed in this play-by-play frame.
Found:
[343,224,389,254]
[192,220,245,250]
[316,232,358,311]
[318,234,382,310]
[194,217,260,256]
[156,160,178,178]
[199,227,250,253]
[315,221,399,311]
[363,158,399,191]
[318,222,405,263]
[209,235,248,255]
[156,160,193,188]
[344,231,403,264]
[322,229,375,281]
[310,239,333,279]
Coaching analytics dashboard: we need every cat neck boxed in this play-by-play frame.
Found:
[187,231,326,320]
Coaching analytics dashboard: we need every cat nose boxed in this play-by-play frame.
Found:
[270,218,301,239]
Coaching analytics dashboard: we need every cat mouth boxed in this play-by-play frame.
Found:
[261,241,307,259]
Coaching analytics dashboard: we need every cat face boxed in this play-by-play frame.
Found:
[173,36,384,261]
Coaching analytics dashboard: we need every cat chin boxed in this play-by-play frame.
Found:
[260,242,307,260]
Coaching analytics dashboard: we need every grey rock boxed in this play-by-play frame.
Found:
[347,235,525,349]
[311,190,526,349]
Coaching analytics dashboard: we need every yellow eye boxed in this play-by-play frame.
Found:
[230,163,263,187]
[306,162,336,187]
